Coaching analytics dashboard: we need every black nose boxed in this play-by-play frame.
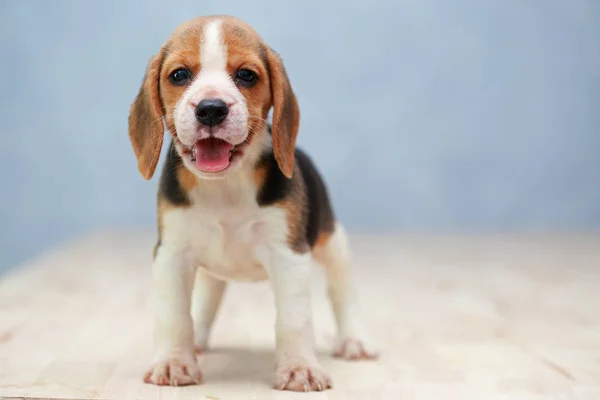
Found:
[195,99,229,127]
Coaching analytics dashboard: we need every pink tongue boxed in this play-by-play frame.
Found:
[193,138,234,172]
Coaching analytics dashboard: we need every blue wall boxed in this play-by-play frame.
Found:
[1,0,599,271]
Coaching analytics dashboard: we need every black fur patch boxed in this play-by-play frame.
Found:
[256,148,292,206]
[295,148,335,247]
[158,141,190,206]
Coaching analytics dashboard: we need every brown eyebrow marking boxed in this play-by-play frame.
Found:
[231,24,247,38]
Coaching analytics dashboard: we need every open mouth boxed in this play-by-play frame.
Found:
[190,137,245,173]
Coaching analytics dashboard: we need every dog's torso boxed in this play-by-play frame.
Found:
[159,157,274,282]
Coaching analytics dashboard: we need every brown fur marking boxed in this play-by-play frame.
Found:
[313,231,333,249]
[274,164,310,253]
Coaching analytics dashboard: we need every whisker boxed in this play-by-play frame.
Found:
[248,114,281,136]
[169,161,184,173]
[247,115,269,123]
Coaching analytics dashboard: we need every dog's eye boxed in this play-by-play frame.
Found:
[235,69,257,87]
[169,68,192,86]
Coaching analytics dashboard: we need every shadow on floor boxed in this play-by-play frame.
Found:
[198,346,333,385]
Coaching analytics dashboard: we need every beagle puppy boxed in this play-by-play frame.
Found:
[128,15,376,392]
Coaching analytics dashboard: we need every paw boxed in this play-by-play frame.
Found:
[143,356,203,386]
[333,338,378,360]
[274,360,332,392]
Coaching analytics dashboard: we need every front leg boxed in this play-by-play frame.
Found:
[144,244,202,386]
[264,246,332,392]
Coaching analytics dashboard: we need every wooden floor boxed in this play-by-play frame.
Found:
[0,231,599,399]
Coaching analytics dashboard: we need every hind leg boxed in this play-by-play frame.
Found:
[191,269,226,353]
[313,223,378,360]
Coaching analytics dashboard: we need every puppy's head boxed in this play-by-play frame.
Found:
[128,15,299,180]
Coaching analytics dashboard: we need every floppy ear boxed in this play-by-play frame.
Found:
[128,51,166,180]
[267,48,300,179]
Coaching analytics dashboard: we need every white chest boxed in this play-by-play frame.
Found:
[160,180,288,282]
